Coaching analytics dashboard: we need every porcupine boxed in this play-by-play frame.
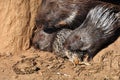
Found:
[64,4,120,64]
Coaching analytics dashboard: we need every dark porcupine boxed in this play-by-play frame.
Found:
[32,27,57,51]
[36,0,103,30]
[32,0,105,51]
[52,29,85,64]
[52,29,72,58]
[32,0,120,53]
[64,4,120,64]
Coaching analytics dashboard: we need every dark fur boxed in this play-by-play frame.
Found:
[32,0,120,53]
[36,0,103,30]
[64,4,120,60]
[32,0,103,51]
[32,27,56,51]
[100,0,120,5]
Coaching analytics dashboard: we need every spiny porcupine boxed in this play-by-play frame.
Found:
[33,0,106,51]
[52,29,72,58]
[36,0,104,30]
[32,27,57,51]
[64,4,120,63]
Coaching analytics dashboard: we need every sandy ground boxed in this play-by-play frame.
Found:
[0,43,120,80]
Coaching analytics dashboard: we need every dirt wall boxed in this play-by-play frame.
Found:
[0,0,41,53]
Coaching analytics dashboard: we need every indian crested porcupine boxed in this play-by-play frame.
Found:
[64,4,120,63]
[32,0,104,51]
